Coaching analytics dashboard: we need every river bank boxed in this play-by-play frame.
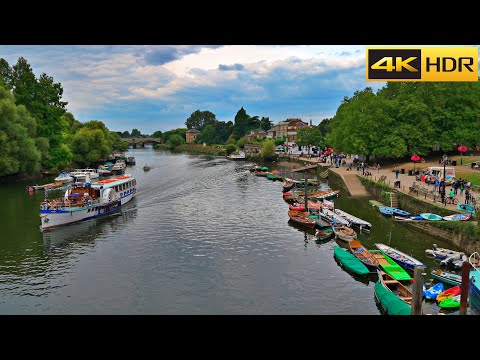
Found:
[156,143,227,156]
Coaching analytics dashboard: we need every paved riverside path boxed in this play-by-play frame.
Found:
[295,156,478,212]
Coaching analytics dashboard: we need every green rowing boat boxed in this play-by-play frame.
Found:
[374,281,411,315]
[333,247,369,275]
[370,250,411,281]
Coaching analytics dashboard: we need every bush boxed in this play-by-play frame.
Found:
[262,140,277,161]
[236,138,247,149]
[226,144,237,155]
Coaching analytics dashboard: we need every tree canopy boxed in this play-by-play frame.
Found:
[185,110,217,132]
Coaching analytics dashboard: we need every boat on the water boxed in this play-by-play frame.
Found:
[314,227,334,241]
[320,208,350,226]
[349,240,379,272]
[334,208,372,231]
[430,269,462,286]
[420,213,443,221]
[54,172,73,183]
[439,295,461,309]
[226,151,247,160]
[379,206,394,216]
[378,269,413,315]
[423,282,444,300]
[333,247,369,275]
[288,210,317,229]
[111,160,126,174]
[289,203,305,211]
[374,243,426,271]
[70,168,99,181]
[143,164,151,171]
[436,285,461,302]
[126,156,136,165]
[394,215,423,221]
[332,225,357,242]
[370,250,411,281]
[425,244,462,260]
[39,174,137,230]
[443,213,471,221]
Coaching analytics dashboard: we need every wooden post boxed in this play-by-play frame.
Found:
[411,266,424,315]
[459,261,470,315]
[304,173,309,212]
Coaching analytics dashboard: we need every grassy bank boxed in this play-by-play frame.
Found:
[156,143,227,156]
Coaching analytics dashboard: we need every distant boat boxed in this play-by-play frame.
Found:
[227,151,247,160]
[54,172,73,183]
[333,247,369,275]
[334,208,372,231]
[126,156,136,165]
[143,164,151,171]
[443,213,471,221]
[288,210,317,229]
[374,243,426,271]
[420,213,443,221]
[430,269,462,286]
[392,208,410,217]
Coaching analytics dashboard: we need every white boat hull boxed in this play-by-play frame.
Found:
[40,187,136,230]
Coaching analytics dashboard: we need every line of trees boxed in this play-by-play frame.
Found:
[0,57,127,177]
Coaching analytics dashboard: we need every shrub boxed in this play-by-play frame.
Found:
[226,144,237,155]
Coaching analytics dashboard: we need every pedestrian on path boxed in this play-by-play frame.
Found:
[460,181,465,195]
[395,168,399,179]
[434,178,439,192]
[465,188,470,204]
[449,188,454,203]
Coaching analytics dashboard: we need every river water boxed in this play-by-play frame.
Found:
[0,149,465,314]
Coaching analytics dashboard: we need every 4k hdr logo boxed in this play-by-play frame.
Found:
[367,47,478,81]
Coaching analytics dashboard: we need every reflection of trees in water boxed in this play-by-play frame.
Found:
[43,205,138,254]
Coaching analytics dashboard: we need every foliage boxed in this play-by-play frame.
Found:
[0,86,41,175]
[120,131,130,138]
[166,134,185,149]
[232,107,261,139]
[226,134,236,145]
[296,127,324,152]
[236,138,248,149]
[110,131,128,151]
[151,130,163,139]
[163,128,187,143]
[260,116,273,131]
[71,121,112,166]
[261,139,276,161]
[225,144,237,155]
[185,109,217,132]
[196,121,231,145]
[131,128,142,137]
[317,118,331,137]
[275,136,286,146]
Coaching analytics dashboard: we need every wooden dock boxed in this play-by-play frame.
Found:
[291,165,318,172]
[368,200,384,208]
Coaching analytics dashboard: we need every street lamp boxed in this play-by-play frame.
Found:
[458,138,467,166]
[442,153,448,206]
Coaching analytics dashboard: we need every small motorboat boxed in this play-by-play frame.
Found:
[54,172,73,183]
[143,164,151,171]
[430,269,462,286]
[425,244,462,260]
[423,282,444,300]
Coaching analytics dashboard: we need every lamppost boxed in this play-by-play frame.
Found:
[442,153,448,206]
[411,147,420,174]
[458,138,467,166]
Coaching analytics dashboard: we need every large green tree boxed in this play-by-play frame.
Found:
[185,109,217,132]
[297,127,324,154]
[131,128,142,137]
[232,107,261,139]
[260,116,273,131]
[71,121,113,166]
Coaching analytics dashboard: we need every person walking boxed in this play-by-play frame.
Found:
[454,180,460,195]
[395,167,399,179]
[434,178,439,192]
[465,187,470,204]
[449,188,455,204]
[441,188,446,205]
[460,181,465,195]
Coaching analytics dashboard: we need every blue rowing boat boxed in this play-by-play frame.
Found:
[375,243,426,271]
[379,206,394,216]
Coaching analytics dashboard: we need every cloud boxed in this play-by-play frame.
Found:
[143,45,223,66]
[218,63,245,71]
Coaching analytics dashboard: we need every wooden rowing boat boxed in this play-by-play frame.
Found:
[349,240,379,272]
[377,270,413,306]
[332,225,357,242]
[287,210,317,229]
[374,243,426,271]
[369,250,411,281]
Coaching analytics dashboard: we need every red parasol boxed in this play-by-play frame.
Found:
[458,145,467,153]
[411,154,421,162]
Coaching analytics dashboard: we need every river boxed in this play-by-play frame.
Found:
[0,149,466,314]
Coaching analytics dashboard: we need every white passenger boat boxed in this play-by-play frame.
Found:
[54,172,74,183]
[334,208,372,232]
[226,151,247,160]
[39,175,137,230]
[320,208,350,226]
[70,168,99,181]
[111,160,126,174]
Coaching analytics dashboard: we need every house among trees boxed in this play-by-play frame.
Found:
[186,128,200,143]
[267,118,309,143]
[244,129,267,141]
[244,144,263,154]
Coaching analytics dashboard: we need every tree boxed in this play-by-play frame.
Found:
[225,144,237,155]
[0,58,12,90]
[275,136,286,146]
[232,107,260,139]
[261,140,276,161]
[0,86,41,176]
[163,128,187,143]
[317,118,331,136]
[166,134,185,149]
[10,57,37,111]
[236,138,247,149]
[110,131,128,151]
[226,135,236,145]
[131,128,142,137]
[71,120,113,166]
[260,116,273,131]
[121,131,130,138]
[152,130,163,139]
[185,109,217,132]
[297,127,324,154]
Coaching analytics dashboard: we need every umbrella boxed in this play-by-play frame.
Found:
[411,154,421,162]
[458,145,467,153]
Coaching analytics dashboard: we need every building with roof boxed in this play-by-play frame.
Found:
[186,128,201,143]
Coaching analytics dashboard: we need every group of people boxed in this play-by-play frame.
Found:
[432,178,474,205]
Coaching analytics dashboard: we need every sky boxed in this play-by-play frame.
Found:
[0,45,470,134]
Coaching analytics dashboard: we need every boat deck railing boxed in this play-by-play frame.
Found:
[40,198,102,211]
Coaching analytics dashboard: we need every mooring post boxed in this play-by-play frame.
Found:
[411,266,424,315]
[304,173,309,213]
[459,261,470,315]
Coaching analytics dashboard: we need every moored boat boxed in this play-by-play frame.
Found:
[289,203,305,211]
[469,252,480,315]
[420,213,443,221]
[349,240,379,272]
[70,168,99,181]
[54,172,73,183]
[39,174,137,230]
[439,295,461,309]
[333,247,369,275]
[425,244,462,260]
[423,282,444,300]
[334,208,372,231]
[392,208,410,217]
[126,156,136,165]
[332,225,357,242]
[320,208,350,226]
[436,285,461,302]
[288,210,317,229]
[378,270,413,306]
[227,151,247,160]
[374,243,426,271]
[379,206,394,216]
[430,269,462,286]
[369,250,411,281]
[314,227,334,241]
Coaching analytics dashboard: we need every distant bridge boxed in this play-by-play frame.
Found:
[123,138,163,148]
